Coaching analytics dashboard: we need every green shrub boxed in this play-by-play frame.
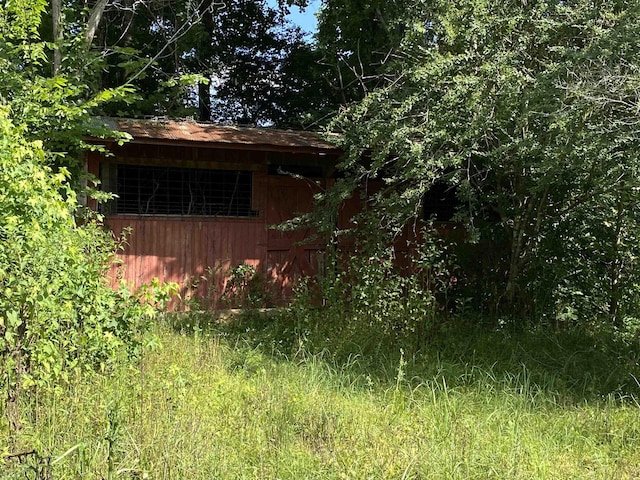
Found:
[220,263,273,309]
[284,229,458,356]
[0,111,164,433]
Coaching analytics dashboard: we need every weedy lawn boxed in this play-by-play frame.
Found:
[3,313,640,479]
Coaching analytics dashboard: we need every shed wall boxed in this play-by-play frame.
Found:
[91,148,334,308]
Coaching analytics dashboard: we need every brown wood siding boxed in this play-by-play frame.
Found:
[108,216,267,308]
[266,175,325,301]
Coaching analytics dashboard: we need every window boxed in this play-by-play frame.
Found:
[268,164,323,178]
[423,182,458,221]
[114,165,257,217]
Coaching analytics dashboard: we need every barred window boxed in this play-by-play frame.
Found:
[115,165,258,217]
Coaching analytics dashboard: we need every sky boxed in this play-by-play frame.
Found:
[287,0,320,35]
[268,0,320,37]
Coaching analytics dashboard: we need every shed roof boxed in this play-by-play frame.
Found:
[98,117,341,154]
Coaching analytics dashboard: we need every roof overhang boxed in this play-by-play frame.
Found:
[91,117,342,156]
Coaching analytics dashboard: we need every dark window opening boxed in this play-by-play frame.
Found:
[115,165,258,217]
[268,164,324,178]
[424,182,458,221]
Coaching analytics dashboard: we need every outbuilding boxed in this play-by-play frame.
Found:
[87,118,343,307]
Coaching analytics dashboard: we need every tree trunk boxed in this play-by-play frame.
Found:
[198,82,211,121]
[52,0,62,75]
[609,188,626,327]
[504,213,526,311]
[85,0,109,46]
[197,1,215,122]
[503,186,549,315]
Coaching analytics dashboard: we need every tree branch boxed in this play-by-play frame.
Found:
[85,0,109,46]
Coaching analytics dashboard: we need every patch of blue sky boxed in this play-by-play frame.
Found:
[267,0,320,38]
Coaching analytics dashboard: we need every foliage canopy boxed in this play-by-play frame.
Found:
[311,0,640,324]
[0,0,173,435]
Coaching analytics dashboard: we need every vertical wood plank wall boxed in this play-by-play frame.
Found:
[90,148,421,308]
[108,215,268,307]
[94,148,333,308]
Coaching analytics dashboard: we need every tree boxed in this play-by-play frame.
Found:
[92,0,331,127]
[0,0,139,177]
[0,0,174,436]
[310,0,640,322]
[315,0,409,105]
[199,0,316,126]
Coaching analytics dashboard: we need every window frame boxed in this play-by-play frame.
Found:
[103,163,259,218]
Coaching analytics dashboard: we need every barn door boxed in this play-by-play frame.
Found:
[266,176,324,302]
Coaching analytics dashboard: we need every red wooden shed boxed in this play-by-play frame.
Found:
[87,118,343,308]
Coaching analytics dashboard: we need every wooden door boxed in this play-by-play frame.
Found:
[266,176,324,302]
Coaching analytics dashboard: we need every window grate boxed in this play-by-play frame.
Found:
[115,165,258,217]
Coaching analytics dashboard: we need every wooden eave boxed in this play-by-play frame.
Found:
[89,117,342,157]
[120,137,341,156]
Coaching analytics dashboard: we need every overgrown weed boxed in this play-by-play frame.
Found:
[3,312,640,478]
[202,308,640,404]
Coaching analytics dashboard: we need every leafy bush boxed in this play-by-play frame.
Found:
[313,0,640,325]
[0,111,164,432]
[285,228,459,355]
[220,263,273,309]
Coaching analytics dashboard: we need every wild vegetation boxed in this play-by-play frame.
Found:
[302,0,640,323]
[2,0,640,477]
[3,313,640,478]
[0,0,174,455]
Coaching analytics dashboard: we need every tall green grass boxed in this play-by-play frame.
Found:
[3,312,640,478]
